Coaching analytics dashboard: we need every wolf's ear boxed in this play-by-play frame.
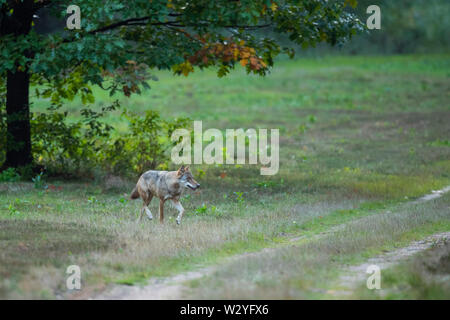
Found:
[177,165,185,176]
[185,165,190,172]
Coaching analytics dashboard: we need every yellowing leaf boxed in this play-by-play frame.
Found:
[181,61,194,76]
[233,48,240,59]
[271,2,278,11]
[240,51,251,59]
[240,59,248,67]
[172,61,194,76]
[344,0,358,8]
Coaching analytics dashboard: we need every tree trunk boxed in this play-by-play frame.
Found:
[2,0,34,169]
[4,69,33,168]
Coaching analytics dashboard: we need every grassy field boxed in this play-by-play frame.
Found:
[186,193,450,299]
[1,54,449,299]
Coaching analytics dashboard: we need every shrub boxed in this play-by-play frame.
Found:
[0,168,21,182]
[0,89,188,178]
[27,104,190,178]
[32,172,47,189]
[93,109,191,176]
[31,111,84,174]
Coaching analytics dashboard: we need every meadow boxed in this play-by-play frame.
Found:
[0,54,449,299]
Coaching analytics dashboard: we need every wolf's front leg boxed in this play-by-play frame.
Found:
[172,200,185,225]
[159,198,165,223]
[138,207,145,222]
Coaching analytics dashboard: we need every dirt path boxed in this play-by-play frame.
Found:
[413,186,450,203]
[332,231,450,297]
[93,186,450,300]
[94,270,209,300]
[94,247,276,300]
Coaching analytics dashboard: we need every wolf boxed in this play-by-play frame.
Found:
[130,165,200,225]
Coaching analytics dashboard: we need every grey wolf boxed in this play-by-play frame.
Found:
[130,165,200,224]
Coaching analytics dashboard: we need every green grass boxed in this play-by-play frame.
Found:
[184,194,450,299]
[1,54,449,299]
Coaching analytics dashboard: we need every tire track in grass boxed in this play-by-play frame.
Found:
[326,186,450,297]
[93,186,450,300]
[330,232,450,297]
[413,186,450,203]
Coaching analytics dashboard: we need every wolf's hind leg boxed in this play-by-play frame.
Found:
[144,207,153,220]
[172,199,185,225]
[144,194,153,220]
[138,192,153,222]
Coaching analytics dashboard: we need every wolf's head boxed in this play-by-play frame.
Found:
[177,165,200,190]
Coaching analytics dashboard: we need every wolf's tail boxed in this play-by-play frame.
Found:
[130,187,140,200]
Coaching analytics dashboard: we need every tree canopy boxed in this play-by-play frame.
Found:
[0,0,363,169]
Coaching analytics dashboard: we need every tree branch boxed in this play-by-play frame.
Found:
[59,12,272,45]
[33,0,54,12]
[88,16,154,34]
[61,17,180,43]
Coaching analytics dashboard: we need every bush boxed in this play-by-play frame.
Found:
[1,96,190,178]
[31,111,85,173]
[102,110,190,175]
[27,104,190,178]
[31,102,118,176]
[0,168,21,182]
